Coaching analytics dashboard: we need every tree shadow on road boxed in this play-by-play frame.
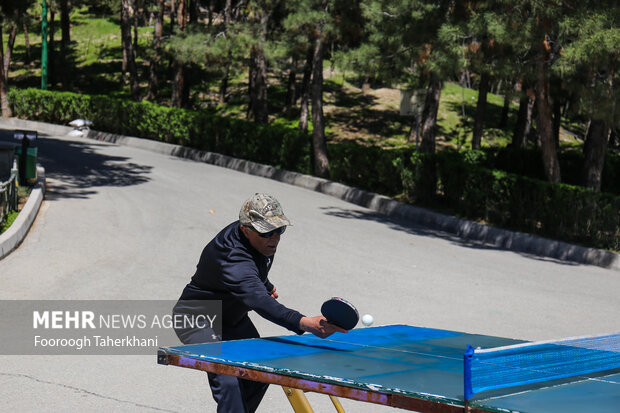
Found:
[36,134,152,200]
[320,206,581,267]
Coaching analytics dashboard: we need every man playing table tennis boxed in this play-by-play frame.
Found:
[173,193,345,413]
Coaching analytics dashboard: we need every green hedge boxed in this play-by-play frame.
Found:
[8,88,620,251]
[328,142,406,196]
[8,88,312,174]
[468,147,620,196]
[401,150,620,250]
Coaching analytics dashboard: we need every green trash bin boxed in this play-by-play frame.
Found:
[14,146,38,185]
[13,130,38,186]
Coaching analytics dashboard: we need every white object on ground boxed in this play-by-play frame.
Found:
[69,119,93,128]
[67,129,85,137]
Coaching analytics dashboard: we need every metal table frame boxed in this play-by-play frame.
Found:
[157,349,480,412]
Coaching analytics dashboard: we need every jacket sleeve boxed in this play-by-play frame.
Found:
[219,252,305,334]
[264,278,275,294]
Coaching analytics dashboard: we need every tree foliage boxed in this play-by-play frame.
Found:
[3,0,619,193]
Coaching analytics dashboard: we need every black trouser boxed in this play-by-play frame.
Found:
[175,314,269,413]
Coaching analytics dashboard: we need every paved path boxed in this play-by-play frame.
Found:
[1,123,619,412]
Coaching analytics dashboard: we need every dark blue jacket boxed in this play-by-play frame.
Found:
[178,221,304,335]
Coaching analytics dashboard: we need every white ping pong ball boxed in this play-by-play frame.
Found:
[362,314,374,326]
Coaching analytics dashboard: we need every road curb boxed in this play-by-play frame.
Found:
[0,165,46,260]
[1,117,618,270]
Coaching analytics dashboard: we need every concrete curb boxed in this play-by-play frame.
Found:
[0,164,46,260]
[1,117,619,270]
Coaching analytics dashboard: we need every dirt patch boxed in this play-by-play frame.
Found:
[323,78,411,146]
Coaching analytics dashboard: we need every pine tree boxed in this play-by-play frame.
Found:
[488,1,571,183]
[557,4,620,191]
[352,0,465,155]
[282,0,362,177]
[0,0,35,117]
[121,0,140,101]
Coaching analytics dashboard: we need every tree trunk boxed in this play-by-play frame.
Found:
[552,97,562,149]
[60,0,71,88]
[172,65,186,107]
[362,75,370,94]
[169,0,176,33]
[206,1,213,26]
[513,90,534,148]
[581,119,609,191]
[171,0,189,108]
[255,43,269,123]
[0,17,17,116]
[285,58,296,112]
[0,65,8,118]
[23,22,31,64]
[0,24,10,118]
[416,75,442,203]
[420,75,442,154]
[472,71,490,150]
[219,0,233,103]
[499,81,513,129]
[494,79,502,95]
[48,8,56,87]
[133,3,139,59]
[248,46,268,123]
[121,0,139,100]
[609,129,618,148]
[121,1,129,74]
[3,25,17,85]
[460,69,471,89]
[248,11,269,124]
[146,0,164,101]
[535,47,561,183]
[59,1,70,58]
[189,0,199,23]
[219,51,232,103]
[311,32,330,178]
[298,46,313,132]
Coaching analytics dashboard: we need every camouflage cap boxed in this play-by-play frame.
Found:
[239,193,291,233]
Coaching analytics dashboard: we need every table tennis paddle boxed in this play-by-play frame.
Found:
[321,297,359,330]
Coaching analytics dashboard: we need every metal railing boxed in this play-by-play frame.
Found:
[0,166,18,227]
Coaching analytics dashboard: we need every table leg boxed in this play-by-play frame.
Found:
[282,386,314,413]
[281,386,346,413]
[329,395,345,413]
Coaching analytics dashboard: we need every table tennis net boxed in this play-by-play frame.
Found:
[464,332,620,400]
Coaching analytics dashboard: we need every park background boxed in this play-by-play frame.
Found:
[1,2,620,412]
[1,0,619,251]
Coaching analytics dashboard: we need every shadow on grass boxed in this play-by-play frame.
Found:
[324,81,376,108]
[7,39,150,98]
[323,81,410,142]
[443,98,515,132]
[327,107,408,140]
[71,60,126,94]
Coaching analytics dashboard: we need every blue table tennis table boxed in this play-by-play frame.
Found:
[157,324,620,412]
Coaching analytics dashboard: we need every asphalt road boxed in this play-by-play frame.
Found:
[1,126,619,412]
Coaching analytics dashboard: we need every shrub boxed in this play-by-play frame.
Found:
[8,88,311,173]
[405,151,620,250]
[8,88,619,250]
[329,142,406,196]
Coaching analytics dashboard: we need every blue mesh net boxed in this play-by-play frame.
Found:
[464,333,620,400]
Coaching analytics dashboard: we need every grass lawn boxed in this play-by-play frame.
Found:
[0,185,31,235]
